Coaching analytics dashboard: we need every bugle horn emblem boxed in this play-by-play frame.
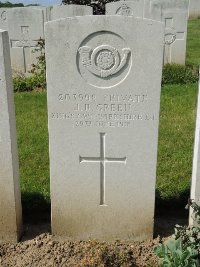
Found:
[78,44,131,78]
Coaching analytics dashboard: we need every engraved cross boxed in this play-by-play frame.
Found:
[10,26,39,73]
[79,133,127,206]
[164,17,185,63]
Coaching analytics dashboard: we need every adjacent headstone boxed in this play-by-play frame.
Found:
[106,0,145,17]
[145,0,189,65]
[7,8,45,73]
[189,0,200,18]
[27,6,52,22]
[0,8,9,31]
[190,70,200,225]
[0,30,22,243]
[145,0,189,16]
[46,15,164,240]
[51,5,93,20]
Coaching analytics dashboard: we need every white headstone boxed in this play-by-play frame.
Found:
[106,0,145,17]
[51,5,93,20]
[189,0,200,18]
[145,0,189,65]
[27,6,52,22]
[7,8,45,73]
[145,0,189,16]
[46,16,164,241]
[0,30,22,243]
[0,8,9,31]
[190,70,200,225]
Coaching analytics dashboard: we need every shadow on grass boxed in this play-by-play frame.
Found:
[21,192,51,223]
[155,188,190,216]
[154,188,190,237]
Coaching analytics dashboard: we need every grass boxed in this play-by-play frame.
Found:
[15,92,50,214]
[14,19,200,214]
[186,19,200,67]
[157,84,197,203]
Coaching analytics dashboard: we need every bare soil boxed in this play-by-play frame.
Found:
[0,215,187,267]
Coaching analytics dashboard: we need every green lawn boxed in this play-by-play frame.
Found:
[186,19,200,66]
[15,93,50,212]
[14,19,200,213]
[157,84,197,201]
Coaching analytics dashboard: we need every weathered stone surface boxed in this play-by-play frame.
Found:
[0,30,22,243]
[189,0,200,18]
[190,72,200,225]
[46,16,164,241]
[51,5,93,20]
[145,0,189,65]
[145,0,189,16]
[106,0,145,17]
[0,8,9,31]
[27,6,52,22]
[7,8,45,73]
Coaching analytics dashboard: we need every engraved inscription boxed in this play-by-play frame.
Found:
[78,45,131,78]
[0,11,6,21]
[79,133,127,205]
[116,4,133,16]
[50,92,155,128]
[77,31,132,88]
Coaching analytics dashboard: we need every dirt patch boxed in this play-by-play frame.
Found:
[0,232,160,267]
[0,215,188,267]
